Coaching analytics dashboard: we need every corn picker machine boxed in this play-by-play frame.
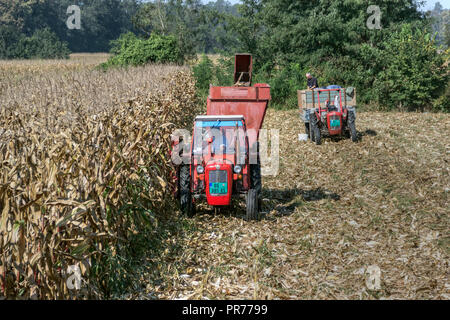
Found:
[298,87,357,144]
[174,54,271,220]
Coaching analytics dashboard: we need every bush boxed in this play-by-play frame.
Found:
[0,27,70,59]
[109,32,140,56]
[432,78,450,112]
[0,26,23,59]
[254,63,307,109]
[192,54,214,97]
[101,33,185,69]
[192,55,234,99]
[18,29,70,59]
[214,56,234,87]
[373,24,448,111]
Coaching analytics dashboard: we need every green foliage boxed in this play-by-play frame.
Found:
[215,0,448,112]
[214,56,234,86]
[192,54,214,96]
[0,26,70,59]
[131,0,206,61]
[373,25,449,111]
[0,0,140,53]
[432,82,450,112]
[229,0,263,56]
[101,33,184,69]
[18,28,70,59]
[1,0,448,111]
[109,32,140,56]
[253,63,307,109]
[429,2,449,48]
[0,25,22,59]
[192,55,234,98]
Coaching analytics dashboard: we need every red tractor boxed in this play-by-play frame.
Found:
[174,54,271,220]
[298,88,357,144]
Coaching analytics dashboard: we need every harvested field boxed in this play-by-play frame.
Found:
[0,56,448,300]
[126,109,449,300]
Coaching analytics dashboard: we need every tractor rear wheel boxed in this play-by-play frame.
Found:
[179,165,195,217]
[314,125,321,145]
[348,111,357,142]
[246,189,259,221]
[311,113,321,145]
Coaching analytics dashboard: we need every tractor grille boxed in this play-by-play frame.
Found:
[209,170,228,195]
[329,115,341,130]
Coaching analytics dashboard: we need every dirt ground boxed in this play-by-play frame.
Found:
[127,109,449,300]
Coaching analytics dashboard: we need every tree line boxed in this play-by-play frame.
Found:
[0,0,448,111]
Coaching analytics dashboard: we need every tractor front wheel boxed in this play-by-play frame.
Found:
[246,189,259,221]
[179,165,195,217]
[309,114,316,142]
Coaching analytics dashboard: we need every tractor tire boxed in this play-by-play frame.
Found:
[309,113,316,143]
[314,125,321,145]
[348,111,357,142]
[250,162,262,196]
[179,165,195,217]
[246,189,259,221]
[305,122,310,137]
[311,113,321,145]
[250,142,262,195]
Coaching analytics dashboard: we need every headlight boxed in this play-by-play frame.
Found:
[234,165,242,174]
[196,165,204,174]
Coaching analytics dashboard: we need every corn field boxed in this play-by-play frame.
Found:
[0,59,200,299]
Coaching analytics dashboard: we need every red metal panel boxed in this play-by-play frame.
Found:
[209,86,257,100]
[207,100,268,148]
[257,86,271,100]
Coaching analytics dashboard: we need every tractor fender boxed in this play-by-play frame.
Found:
[347,106,356,118]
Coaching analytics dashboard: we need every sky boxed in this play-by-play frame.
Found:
[215,0,450,10]
[423,0,450,10]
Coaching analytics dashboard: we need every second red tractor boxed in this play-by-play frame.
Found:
[298,87,357,144]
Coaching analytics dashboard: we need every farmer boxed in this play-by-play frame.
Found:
[306,73,319,90]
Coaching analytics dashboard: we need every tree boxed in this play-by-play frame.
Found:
[230,0,263,56]
[57,0,140,52]
[374,24,448,111]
